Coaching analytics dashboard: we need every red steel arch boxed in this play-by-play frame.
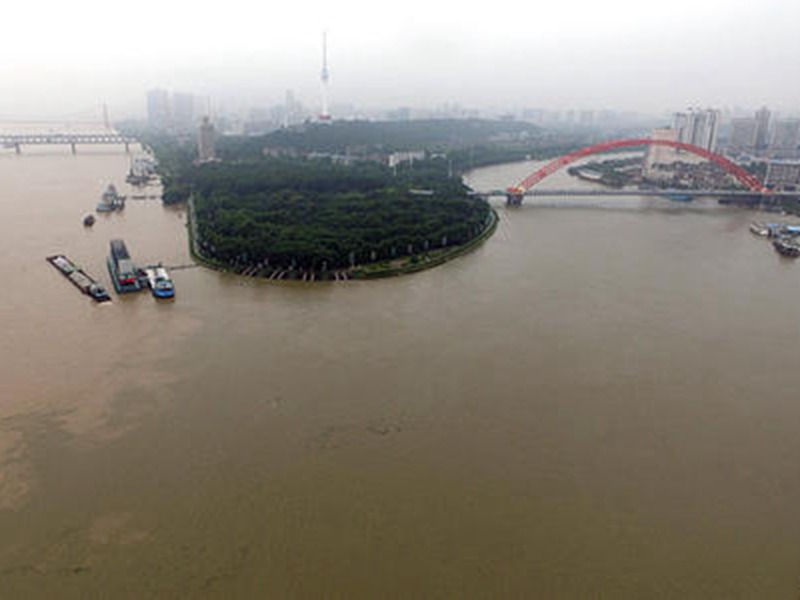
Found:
[508,138,766,195]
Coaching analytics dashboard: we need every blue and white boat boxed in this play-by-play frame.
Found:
[144,266,175,299]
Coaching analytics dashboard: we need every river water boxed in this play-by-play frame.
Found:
[1,141,800,598]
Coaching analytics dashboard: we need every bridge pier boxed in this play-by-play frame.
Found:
[70,142,77,155]
[124,141,130,153]
[14,143,20,154]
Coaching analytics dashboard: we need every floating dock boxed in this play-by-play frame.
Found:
[46,255,111,302]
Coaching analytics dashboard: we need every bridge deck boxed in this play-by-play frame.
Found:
[0,133,135,145]
[477,189,799,198]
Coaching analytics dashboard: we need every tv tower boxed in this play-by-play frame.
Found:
[319,31,331,122]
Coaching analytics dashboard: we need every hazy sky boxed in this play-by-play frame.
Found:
[2,0,799,119]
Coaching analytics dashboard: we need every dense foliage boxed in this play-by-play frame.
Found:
[220,119,542,158]
[192,157,492,271]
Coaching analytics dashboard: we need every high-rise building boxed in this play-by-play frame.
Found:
[729,118,757,151]
[172,93,196,131]
[146,89,170,130]
[197,116,216,162]
[769,119,800,155]
[673,108,720,151]
[645,127,679,174]
[284,90,306,127]
[755,106,771,150]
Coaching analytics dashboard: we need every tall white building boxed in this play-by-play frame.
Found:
[645,128,679,175]
[729,118,757,151]
[284,90,305,127]
[755,106,771,150]
[673,108,720,152]
[197,116,216,163]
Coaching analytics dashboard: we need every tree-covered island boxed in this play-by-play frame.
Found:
[187,156,495,279]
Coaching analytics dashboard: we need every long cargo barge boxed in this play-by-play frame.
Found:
[46,255,111,302]
[107,239,145,293]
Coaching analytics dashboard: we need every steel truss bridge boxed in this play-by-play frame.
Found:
[502,138,770,205]
[0,132,136,153]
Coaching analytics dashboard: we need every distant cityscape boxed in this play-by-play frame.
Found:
[139,87,800,194]
[136,35,800,194]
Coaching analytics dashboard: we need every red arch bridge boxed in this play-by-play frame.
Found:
[501,138,768,205]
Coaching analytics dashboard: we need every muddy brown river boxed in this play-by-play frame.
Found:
[1,140,799,598]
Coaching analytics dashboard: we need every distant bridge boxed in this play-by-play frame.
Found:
[477,189,798,199]
[0,132,136,154]
[503,138,768,205]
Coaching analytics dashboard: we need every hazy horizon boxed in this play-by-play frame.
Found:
[2,0,799,121]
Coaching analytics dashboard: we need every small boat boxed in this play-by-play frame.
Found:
[773,237,800,258]
[144,265,175,299]
[749,222,769,236]
[666,193,694,202]
[96,183,126,212]
[783,225,800,237]
[83,214,96,227]
[87,282,112,302]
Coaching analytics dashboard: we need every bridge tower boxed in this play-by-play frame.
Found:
[319,31,331,122]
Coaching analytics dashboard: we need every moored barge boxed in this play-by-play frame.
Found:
[773,237,800,258]
[107,239,144,293]
[46,255,111,302]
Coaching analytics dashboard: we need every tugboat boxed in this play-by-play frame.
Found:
[144,265,175,299]
[96,183,126,212]
[773,237,800,258]
[87,282,112,302]
[107,239,143,293]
